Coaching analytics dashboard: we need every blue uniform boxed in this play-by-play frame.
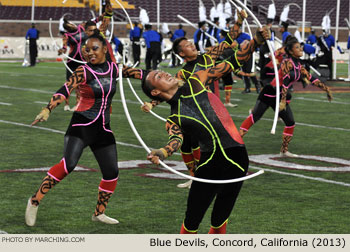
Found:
[174,28,186,38]
[26,28,39,39]
[348,36,350,50]
[170,33,179,42]
[143,30,161,48]
[143,29,162,70]
[129,26,141,41]
[130,26,142,66]
[236,32,251,45]
[306,34,317,44]
[323,34,335,49]
[113,36,121,52]
[282,31,291,43]
[25,27,40,66]
[303,43,316,55]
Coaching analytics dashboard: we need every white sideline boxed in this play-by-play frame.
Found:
[0,119,349,187]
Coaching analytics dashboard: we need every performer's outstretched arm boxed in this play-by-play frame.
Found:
[147,116,183,164]
[300,66,333,101]
[31,66,85,125]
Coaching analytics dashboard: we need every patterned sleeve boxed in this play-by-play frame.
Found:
[175,69,186,82]
[98,1,113,36]
[281,59,295,88]
[163,116,183,157]
[300,66,332,94]
[206,18,242,63]
[235,39,259,66]
[121,65,144,79]
[192,57,239,87]
[46,66,85,111]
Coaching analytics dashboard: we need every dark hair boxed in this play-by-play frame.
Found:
[141,70,164,101]
[85,20,97,29]
[172,37,187,55]
[281,21,289,30]
[63,19,76,33]
[198,21,206,28]
[87,30,107,46]
[284,35,299,56]
[179,24,183,29]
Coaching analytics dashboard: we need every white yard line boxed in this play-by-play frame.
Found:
[250,165,350,187]
[1,84,349,132]
[230,114,350,132]
[0,119,179,155]
[0,102,12,106]
[294,97,350,105]
[0,119,348,186]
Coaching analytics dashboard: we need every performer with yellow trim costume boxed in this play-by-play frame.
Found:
[142,9,250,189]
[141,27,270,234]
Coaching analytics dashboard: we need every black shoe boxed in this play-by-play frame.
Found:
[241,89,251,94]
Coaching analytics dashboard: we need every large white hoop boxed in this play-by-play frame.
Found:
[113,0,134,30]
[230,0,280,134]
[118,66,264,184]
[49,18,73,74]
[117,2,264,184]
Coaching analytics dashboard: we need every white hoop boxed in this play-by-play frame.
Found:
[116,1,264,184]
[228,1,255,72]
[118,66,264,184]
[231,0,280,134]
[49,18,73,74]
[126,78,167,122]
[114,0,134,30]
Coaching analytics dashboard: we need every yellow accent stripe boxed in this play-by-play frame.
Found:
[188,78,245,172]
[211,219,228,229]
[182,222,198,233]
[170,114,216,170]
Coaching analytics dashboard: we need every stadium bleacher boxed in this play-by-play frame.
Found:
[0,0,348,28]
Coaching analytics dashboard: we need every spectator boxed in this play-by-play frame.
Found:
[25,23,40,67]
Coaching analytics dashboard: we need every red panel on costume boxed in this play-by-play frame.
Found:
[213,80,220,98]
[240,114,254,131]
[181,153,194,164]
[75,84,95,112]
[208,222,227,234]
[207,92,244,145]
[192,148,201,161]
[99,179,118,193]
[271,68,283,87]
[283,125,295,136]
[180,223,197,234]
[47,159,67,181]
